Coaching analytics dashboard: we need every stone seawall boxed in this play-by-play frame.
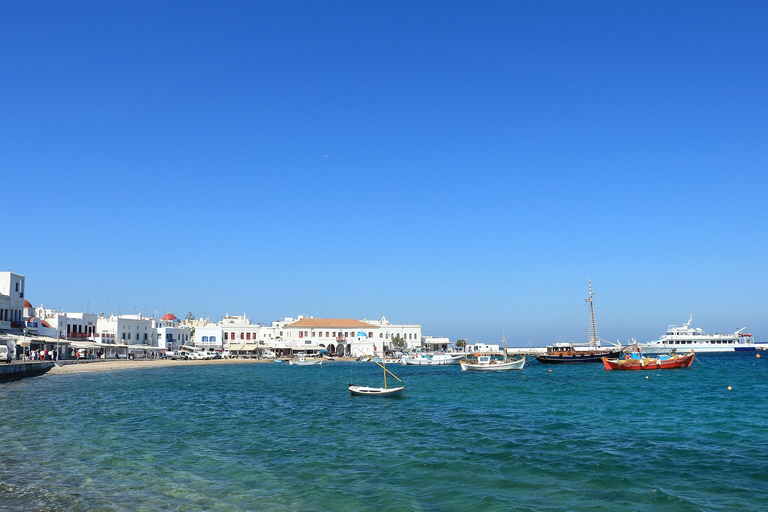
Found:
[0,362,55,381]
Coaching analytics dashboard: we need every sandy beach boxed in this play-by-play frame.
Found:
[45,356,359,375]
[46,358,273,375]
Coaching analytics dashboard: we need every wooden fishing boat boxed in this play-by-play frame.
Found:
[536,280,625,364]
[602,351,695,371]
[289,356,322,366]
[461,335,525,371]
[461,355,525,371]
[349,349,407,398]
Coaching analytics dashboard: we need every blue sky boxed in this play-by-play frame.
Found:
[3,1,767,345]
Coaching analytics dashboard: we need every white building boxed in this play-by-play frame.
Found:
[0,271,25,330]
[36,308,98,342]
[422,336,452,352]
[154,313,192,351]
[195,313,257,352]
[364,316,423,351]
[96,314,155,346]
[466,342,500,354]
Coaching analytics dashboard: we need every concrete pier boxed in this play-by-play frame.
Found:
[0,362,55,381]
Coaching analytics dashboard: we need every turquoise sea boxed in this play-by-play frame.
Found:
[1,354,766,511]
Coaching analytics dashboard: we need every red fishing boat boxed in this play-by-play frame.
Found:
[602,351,695,371]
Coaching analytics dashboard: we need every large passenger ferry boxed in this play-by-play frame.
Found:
[637,315,757,354]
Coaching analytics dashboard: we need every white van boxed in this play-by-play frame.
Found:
[0,345,12,364]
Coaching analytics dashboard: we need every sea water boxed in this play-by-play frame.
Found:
[1,354,766,511]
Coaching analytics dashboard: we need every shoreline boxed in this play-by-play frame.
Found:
[45,357,357,375]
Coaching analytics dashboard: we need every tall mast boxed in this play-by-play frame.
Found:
[585,279,599,347]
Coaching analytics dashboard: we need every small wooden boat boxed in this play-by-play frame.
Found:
[461,335,525,371]
[348,384,407,397]
[461,355,525,371]
[289,356,322,366]
[401,353,465,365]
[349,350,407,398]
[602,351,695,371]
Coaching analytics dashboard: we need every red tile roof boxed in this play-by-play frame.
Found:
[285,318,377,329]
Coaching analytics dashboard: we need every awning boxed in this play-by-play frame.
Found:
[70,341,101,349]
[128,345,160,352]
[232,344,259,351]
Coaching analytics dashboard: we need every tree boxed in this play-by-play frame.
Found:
[455,339,468,349]
[391,334,406,349]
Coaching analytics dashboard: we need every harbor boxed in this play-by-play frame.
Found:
[1,353,766,511]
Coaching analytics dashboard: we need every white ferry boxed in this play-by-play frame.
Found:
[638,315,757,354]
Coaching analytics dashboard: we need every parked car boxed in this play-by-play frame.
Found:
[221,350,231,359]
[0,345,12,364]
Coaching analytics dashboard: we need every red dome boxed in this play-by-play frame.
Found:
[24,299,33,308]
[161,313,178,321]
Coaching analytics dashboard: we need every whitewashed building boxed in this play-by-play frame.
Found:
[195,313,257,352]
[422,336,452,352]
[0,271,25,330]
[364,316,423,351]
[96,314,154,346]
[154,313,192,351]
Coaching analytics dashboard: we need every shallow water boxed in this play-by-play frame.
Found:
[1,354,766,511]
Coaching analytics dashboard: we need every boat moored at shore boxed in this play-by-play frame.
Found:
[401,353,465,366]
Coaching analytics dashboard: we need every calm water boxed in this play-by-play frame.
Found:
[1,354,766,511]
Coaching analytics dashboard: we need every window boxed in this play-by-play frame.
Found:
[299,331,303,338]
[202,336,209,342]
[210,336,216,342]
[326,332,329,337]
[369,332,373,338]
[247,333,251,340]
[224,332,228,340]
[240,332,244,340]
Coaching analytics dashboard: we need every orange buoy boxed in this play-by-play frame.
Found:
[548,369,552,373]
[757,354,761,358]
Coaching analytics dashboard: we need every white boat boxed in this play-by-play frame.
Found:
[349,349,407,398]
[348,384,407,398]
[461,355,526,371]
[637,314,757,354]
[461,335,525,371]
[289,356,322,366]
[401,353,465,366]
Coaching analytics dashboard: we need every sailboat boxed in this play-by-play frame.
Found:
[349,347,407,398]
[535,280,624,364]
[460,334,526,371]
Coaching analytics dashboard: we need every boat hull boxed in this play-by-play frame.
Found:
[637,343,755,354]
[535,349,623,364]
[460,358,525,371]
[348,385,406,398]
[602,352,695,371]
[289,360,322,366]
[402,355,464,366]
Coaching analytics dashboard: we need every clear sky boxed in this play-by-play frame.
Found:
[3,1,767,346]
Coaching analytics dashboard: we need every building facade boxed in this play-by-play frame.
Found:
[0,271,25,330]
